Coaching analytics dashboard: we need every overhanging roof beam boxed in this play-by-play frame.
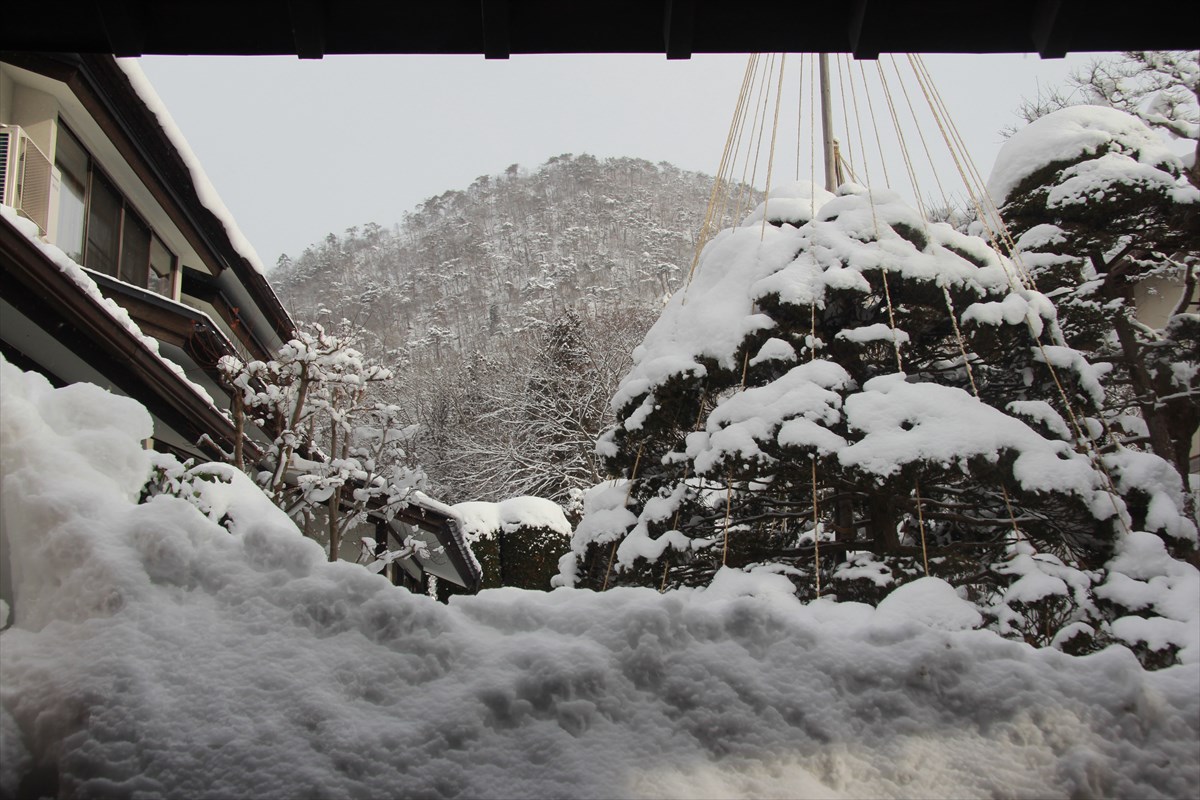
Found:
[95,0,145,57]
[664,0,695,60]
[1032,0,1077,59]
[481,0,511,60]
[288,0,326,60]
[849,0,882,60]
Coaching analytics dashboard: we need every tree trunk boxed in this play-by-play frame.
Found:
[868,493,900,553]
[328,491,340,562]
[327,422,340,562]
[231,392,245,471]
[1112,311,1181,479]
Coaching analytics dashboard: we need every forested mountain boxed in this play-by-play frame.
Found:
[274,155,720,357]
[271,155,737,505]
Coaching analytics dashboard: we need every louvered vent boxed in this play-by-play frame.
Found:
[0,129,11,207]
[0,125,52,235]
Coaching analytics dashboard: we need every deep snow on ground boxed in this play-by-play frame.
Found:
[2,359,1199,799]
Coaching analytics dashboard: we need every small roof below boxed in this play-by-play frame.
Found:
[2,2,1195,60]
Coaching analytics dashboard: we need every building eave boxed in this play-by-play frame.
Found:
[0,212,244,460]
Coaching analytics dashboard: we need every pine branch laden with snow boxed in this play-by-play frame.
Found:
[1005,51,1198,187]
[1071,51,1199,186]
[563,180,1196,664]
[991,105,1200,486]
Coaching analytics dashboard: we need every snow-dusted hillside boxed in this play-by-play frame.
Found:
[2,358,1198,799]
[272,155,727,359]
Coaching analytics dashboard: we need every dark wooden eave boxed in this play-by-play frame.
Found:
[0,214,241,458]
[389,503,482,592]
[180,267,277,362]
[1,1,1196,59]
[0,51,295,347]
[86,269,259,373]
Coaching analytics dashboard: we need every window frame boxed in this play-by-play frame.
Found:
[54,120,179,301]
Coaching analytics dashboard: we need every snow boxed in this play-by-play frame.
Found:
[454,497,572,543]
[115,60,267,274]
[1033,344,1109,408]
[986,105,1188,207]
[740,179,837,227]
[876,577,983,632]
[1046,151,1200,208]
[838,375,1106,504]
[3,358,1200,798]
[1103,449,1197,543]
[748,337,797,366]
[694,359,851,474]
[835,323,910,345]
[612,186,1028,420]
[961,290,1054,338]
[833,552,894,588]
[1006,400,1073,441]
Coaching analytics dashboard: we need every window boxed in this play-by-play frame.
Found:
[52,122,178,299]
[54,125,88,263]
[148,233,176,297]
[119,209,151,286]
[85,171,121,277]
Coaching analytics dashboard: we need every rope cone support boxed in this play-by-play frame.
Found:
[660,49,1143,599]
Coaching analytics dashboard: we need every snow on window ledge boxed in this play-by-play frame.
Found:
[1,205,219,409]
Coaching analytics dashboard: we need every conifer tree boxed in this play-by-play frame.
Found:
[990,105,1200,484]
[561,181,1195,659]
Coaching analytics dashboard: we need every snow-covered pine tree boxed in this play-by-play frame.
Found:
[1006,50,1198,189]
[990,105,1200,485]
[559,180,1195,659]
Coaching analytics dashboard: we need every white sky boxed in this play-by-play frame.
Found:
[137,52,1100,268]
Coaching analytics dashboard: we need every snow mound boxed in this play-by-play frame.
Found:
[454,497,572,542]
[877,576,983,632]
[2,358,1198,799]
[741,179,837,227]
[987,105,1186,207]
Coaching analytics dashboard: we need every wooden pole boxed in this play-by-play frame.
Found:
[819,53,837,193]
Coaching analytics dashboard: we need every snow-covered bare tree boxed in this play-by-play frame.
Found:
[218,321,425,561]
[410,305,653,508]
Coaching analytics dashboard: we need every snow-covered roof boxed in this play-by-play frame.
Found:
[409,491,483,583]
[116,59,266,275]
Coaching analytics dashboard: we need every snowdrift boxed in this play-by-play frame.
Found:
[1,358,1198,799]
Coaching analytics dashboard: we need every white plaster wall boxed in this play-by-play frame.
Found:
[1134,274,1191,329]
[7,82,57,159]
[0,65,14,124]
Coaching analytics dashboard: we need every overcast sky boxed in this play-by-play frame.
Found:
[136,52,1099,268]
